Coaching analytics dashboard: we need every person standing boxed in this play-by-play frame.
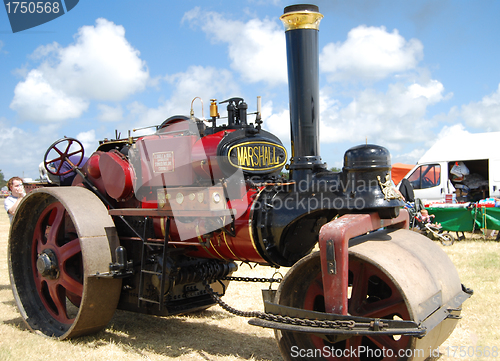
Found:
[4,176,26,223]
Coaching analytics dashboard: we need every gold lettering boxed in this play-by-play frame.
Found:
[259,146,265,167]
[237,147,246,166]
[243,147,250,167]
[231,143,285,170]
[248,147,253,167]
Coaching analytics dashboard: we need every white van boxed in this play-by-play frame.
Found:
[402,132,500,204]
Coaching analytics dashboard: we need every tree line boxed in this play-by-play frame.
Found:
[0,169,6,188]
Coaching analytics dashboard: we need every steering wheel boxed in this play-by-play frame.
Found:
[44,137,85,176]
[422,176,434,188]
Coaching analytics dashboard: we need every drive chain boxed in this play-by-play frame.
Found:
[203,281,356,330]
[221,276,282,283]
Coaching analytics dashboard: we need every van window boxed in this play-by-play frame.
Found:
[408,164,441,189]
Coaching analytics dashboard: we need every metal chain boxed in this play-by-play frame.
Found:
[203,281,356,329]
[221,276,282,284]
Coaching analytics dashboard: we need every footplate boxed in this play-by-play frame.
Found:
[248,302,426,337]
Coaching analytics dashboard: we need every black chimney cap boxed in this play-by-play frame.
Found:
[283,4,319,14]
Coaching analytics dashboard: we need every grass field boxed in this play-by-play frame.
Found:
[0,199,498,360]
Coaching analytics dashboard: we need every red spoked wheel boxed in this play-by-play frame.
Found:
[275,251,415,361]
[8,187,122,339]
[44,137,85,176]
[32,202,83,323]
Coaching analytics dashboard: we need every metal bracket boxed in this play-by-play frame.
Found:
[89,246,134,279]
[325,239,336,274]
[318,211,409,315]
[248,302,426,337]
[419,289,472,333]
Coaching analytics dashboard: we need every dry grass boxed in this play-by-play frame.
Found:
[0,199,498,360]
[437,238,500,360]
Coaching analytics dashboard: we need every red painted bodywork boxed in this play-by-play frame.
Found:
[191,130,235,179]
[99,150,134,201]
[175,188,265,263]
[81,124,267,264]
[133,134,198,187]
[86,153,101,178]
[145,186,266,264]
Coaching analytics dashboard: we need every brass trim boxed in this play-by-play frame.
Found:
[222,230,243,262]
[209,237,227,260]
[159,216,178,249]
[280,11,323,31]
[196,224,216,258]
[160,216,165,237]
[248,188,266,257]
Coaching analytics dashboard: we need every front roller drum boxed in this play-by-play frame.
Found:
[275,229,464,361]
[8,187,122,339]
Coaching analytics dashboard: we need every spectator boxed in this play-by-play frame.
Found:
[419,209,441,228]
[398,178,415,202]
[4,176,26,223]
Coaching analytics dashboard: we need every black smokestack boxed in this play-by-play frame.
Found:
[280,4,324,182]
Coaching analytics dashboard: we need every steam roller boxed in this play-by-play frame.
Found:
[8,3,470,360]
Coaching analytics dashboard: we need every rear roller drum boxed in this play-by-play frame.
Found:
[275,229,463,361]
[8,187,122,339]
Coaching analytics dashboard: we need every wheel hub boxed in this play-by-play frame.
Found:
[36,249,59,279]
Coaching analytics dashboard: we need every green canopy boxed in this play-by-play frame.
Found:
[426,206,500,231]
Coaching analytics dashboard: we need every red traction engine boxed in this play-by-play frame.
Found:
[9,4,470,360]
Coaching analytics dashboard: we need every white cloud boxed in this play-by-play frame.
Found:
[397,124,468,163]
[0,119,58,179]
[166,65,239,108]
[183,8,287,85]
[458,84,500,131]
[262,101,290,141]
[392,124,470,164]
[41,18,149,100]
[320,25,423,82]
[10,18,149,122]
[395,147,426,165]
[259,78,448,162]
[10,70,89,122]
[76,129,98,155]
[98,104,123,122]
[435,123,470,140]
[318,80,446,149]
[407,80,445,103]
[130,65,239,129]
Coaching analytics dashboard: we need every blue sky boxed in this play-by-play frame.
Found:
[1,0,500,180]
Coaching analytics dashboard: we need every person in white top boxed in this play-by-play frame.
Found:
[4,176,26,223]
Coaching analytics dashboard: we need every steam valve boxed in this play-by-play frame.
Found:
[210,99,219,126]
[220,97,246,126]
